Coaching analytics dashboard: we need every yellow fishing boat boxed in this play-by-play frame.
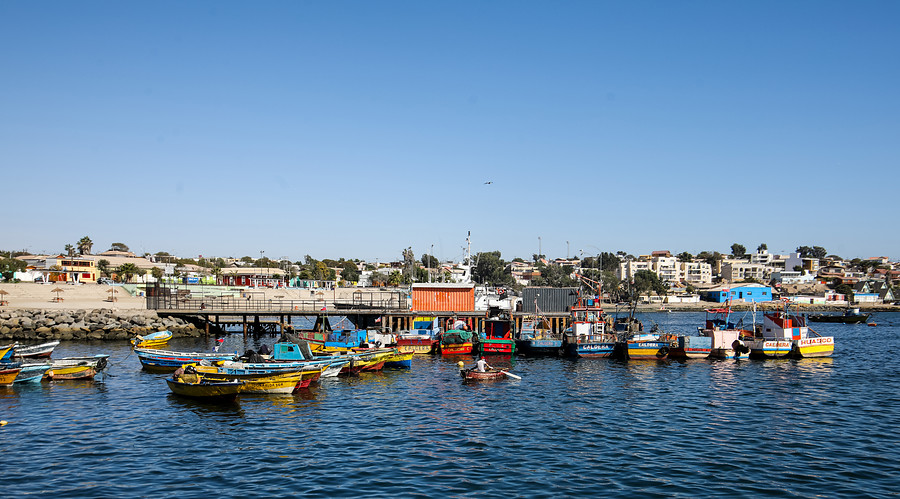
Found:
[192,365,325,393]
[165,377,243,400]
[0,367,22,385]
[46,355,109,380]
[131,330,173,348]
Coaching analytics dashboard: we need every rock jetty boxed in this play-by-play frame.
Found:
[0,309,200,341]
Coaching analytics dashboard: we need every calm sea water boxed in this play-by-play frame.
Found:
[3,312,900,498]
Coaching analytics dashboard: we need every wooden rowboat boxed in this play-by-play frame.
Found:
[193,365,325,393]
[165,378,243,400]
[0,367,22,385]
[131,331,173,348]
[14,341,60,359]
[460,368,509,381]
[46,355,109,380]
[14,363,52,383]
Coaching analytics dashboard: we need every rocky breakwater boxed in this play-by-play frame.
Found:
[0,309,201,341]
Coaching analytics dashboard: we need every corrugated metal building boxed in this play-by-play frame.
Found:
[411,283,475,312]
[522,287,580,313]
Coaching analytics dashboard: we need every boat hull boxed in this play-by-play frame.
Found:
[134,349,238,372]
[516,339,563,356]
[0,368,21,385]
[14,364,51,383]
[46,356,109,380]
[14,341,60,359]
[384,351,414,368]
[396,337,437,354]
[461,369,507,381]
[440,342,473,356]
[564,341,616,358]
[622,341,670,360]
[668,336,712,360]
[791,337,835,358]
[746,340,793,359]
[166,379,242,400]
[807,314,868,324]
[476,339,515,356]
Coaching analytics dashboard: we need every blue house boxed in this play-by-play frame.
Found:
[702,284,772,303]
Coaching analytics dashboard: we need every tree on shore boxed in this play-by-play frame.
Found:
[797,246,827,259]
[77,236,93,255]
[97,259,111,277]
[730,243,747,258]
[472,251,514,286]
[64,244,75,257]
[632,270,666,300]
[677,251,693,262]
[117,263,139,283]
[109,242,130,252]
[0,257,25,281]
[341,261,360,282]
[151,267,164,281]
[757,243,767,253]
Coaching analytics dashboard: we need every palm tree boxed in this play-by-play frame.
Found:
[77,236,93,255]
[117,263,139,283]
[64,245,75,257]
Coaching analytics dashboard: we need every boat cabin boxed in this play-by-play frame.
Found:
[761,312,808,341]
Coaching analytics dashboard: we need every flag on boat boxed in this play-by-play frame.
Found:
[320,307,326,311]
[375,317,381,323]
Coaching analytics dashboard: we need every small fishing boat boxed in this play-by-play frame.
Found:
[131,330,172,348]
[438,329,473,356]
[516,315,563,356]
[667,335,712,359]
[383,350,414,368]
[0,344,14,363]
[460,369,508,381]
[618,333,670,360]
[475,316,516,356]
[13,341,60,359]
[45,355,109,380]
[807,308,869,324]
[165,377,243,401]
[396,316,440,354]
[698,307,751,359]
[134,348,239,372]
[193,365,324,393]
[14,363,52,383]
[0,367,22,385]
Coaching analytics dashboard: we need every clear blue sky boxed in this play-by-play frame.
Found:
[3,1,898,263]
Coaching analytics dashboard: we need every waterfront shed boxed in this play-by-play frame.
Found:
[411,283,475,312]
[701,284,773,303]
[522,287,580,313]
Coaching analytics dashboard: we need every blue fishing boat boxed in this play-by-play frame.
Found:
[516,315,563,356]
[14,363,52,383]
[562,303,617,358]
[134,348,239,372]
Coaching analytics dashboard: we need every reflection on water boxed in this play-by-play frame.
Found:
[0,313,898,497]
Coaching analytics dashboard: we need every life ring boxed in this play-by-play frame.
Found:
[657,346,670,357]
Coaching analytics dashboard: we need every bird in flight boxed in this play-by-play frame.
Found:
[484,181,493,184]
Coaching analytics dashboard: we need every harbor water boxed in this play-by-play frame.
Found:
[2,312,899,498]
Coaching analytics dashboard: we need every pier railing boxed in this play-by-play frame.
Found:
[145,283,408,312]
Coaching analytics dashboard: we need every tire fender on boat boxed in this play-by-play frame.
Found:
[657,346,669,357]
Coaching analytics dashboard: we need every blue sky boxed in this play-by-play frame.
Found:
[2,1,898,263]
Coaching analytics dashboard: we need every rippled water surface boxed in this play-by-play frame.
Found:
[3,312,900,498]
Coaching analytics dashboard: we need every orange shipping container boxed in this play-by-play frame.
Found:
[411,284,475,312]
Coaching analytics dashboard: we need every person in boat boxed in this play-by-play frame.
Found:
[453,319,467,331]
[474,356,493,373]
[172,366,185,381]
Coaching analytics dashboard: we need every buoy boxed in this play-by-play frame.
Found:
[868,323,877,327]
[0,420,8,426]
[457,361,465,369]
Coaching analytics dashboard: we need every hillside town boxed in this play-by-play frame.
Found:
[1,238,897,309]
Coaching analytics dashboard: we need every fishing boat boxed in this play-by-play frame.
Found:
[667,335,712,359]
[562,298,617,359]
[383,350,414,368]
[460,369,509,381]
[0,344,14,363]
[516,314,562,356]
[750,302,834,358]
[697,307,751,359]
[13,341,60,359]
[165,377,243,401]
[807,308,869,324]
[0,367,22,385]
[14,363,52,383]
[396,316,440,354]
[46,355,109,380]
[131,330,173,348]
[475,316,516,356]
[438,329,474,356]
[134,348,239,372]
[193,365,324,393]
[618,333,671,360]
